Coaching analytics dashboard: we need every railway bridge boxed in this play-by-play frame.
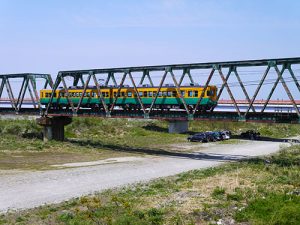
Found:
[0,57,299,141]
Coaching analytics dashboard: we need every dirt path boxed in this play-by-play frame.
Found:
[0,140,290,213]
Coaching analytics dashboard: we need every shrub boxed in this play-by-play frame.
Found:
[211,187,226,199]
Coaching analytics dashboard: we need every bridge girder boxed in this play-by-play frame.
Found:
[44,57,300,123]
[0,73,53,113]
[0,58,299,123]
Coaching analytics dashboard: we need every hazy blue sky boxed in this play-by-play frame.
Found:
[1,0,300,75]
[0,0,299,100]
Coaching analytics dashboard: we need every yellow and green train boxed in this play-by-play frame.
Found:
[40,85,218,110]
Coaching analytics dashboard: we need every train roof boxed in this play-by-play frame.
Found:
[49,84,217,90]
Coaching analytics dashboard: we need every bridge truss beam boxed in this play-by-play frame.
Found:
[0,73,53,113]
[44,57,300,123]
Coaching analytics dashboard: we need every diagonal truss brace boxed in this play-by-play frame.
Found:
[244,65,271,117]
[217,67,241,116]
[206,66,241,115]
[92,73,109,115]
[179,68,194,86]
[109,71,146,114]
[193,67,215,115]
[4,78,17,110]
[274,65,300,116]
[0,74,51,113]
[233,67,255,112]
[45,75,62,115]
[147,68,190,115]
[139,70,154,87]
[261,65,286,113]
[287,65,300,93]
[148,70,168,113]
[61,76,75,113]
[105,72,117,86]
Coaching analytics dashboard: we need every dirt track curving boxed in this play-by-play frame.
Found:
[0,140,291,212]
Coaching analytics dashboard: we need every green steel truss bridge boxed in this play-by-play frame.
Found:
[0,57,299,124]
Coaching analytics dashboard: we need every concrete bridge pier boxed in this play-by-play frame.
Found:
[37,116,72,141]
[168,120,189,133]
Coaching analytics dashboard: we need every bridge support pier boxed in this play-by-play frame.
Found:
[168,120,189,133]
[37,117,72,142]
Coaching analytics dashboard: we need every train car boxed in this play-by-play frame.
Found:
[40,86,111,109]
[40,84,218,111]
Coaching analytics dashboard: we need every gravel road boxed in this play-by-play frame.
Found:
[0,140,290,212]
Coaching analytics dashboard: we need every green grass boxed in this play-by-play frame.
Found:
[0,118,299,223]
[6,117,296,169]
[0,118,298,153]
[235,193,300,225]
[2,144,300,224]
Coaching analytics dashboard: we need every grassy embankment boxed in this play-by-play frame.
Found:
[0,117,299,170]
[1,143,300,224]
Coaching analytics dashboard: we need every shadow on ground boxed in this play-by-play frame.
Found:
[230,135,300,143]
[142,124,169,133]
[67,139,251,162]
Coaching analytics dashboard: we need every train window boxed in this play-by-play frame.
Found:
[139,92,143,97]
[127,92,132,97]
[121,92,125,97]
[113,92,117,97]
[167,91,171,97]
[153,91,157,97]
[162,91,167,97]
[207,90,213,96]
[158,92,162,97]
[143,91,147,97]
[172,91,177,97]
[148,91,153,97]
[181,91,185,97]
[194,91,198,97]
[188,91,193,97]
